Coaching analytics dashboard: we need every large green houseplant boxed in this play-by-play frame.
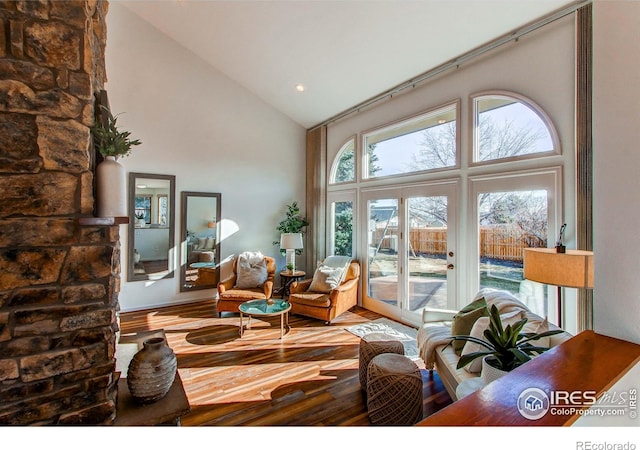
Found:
[272,202,309,255]
[451,304,564,374]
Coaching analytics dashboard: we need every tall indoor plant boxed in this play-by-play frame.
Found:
[451,304,563,383]
[91,105,142,217]
[273,202,309,256]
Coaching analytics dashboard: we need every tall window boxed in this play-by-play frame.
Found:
[478,189,549,316]
[327,91,565,326]
[330,139,356,184]
[158,194,168,226]
[331,200,353,256]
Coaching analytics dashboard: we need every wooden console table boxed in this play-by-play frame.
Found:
[418,331,640,426]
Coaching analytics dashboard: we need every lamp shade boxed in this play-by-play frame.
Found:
[280,232,303,249]
[523,248,594,289]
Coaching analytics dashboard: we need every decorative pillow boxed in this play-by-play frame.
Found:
[322,256,352,284]
[235,254,268,289]
[451,297,489,355]
[308,263,345,293]
[196,237,207,250]
[460,309,523,373]
[204,236,215,250]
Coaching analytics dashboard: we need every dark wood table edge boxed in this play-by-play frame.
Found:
[417,331,640,426]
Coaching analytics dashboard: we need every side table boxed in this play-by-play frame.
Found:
[114,329,190,425]
[115,371,190,426]
[279,270,305,299]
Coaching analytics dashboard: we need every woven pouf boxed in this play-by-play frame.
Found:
[366,353,423,426]
[358,333,404,390]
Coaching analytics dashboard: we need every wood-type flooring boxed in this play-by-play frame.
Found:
[117,300,453,426]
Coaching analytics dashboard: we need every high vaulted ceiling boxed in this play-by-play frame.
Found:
[120,0,578,129]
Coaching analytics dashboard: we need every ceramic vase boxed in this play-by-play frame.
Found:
[96,156,126,217]
[127,337,177,404]
[481,356,509,385]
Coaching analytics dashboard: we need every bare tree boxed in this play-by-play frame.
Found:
[406,114,548,234]
[478,116,546,161]
[480,191,548,247]
[410,121,456,169]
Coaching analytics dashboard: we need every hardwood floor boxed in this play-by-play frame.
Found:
[118,300,453,426]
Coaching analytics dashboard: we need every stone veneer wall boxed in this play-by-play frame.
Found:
[0,0,120,425]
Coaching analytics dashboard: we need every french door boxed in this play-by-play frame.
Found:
[361,182,458,325]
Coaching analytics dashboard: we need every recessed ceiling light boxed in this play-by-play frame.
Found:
[137,184,147,189]
[295,84,305,92]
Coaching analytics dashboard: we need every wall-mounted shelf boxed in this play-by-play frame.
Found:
[78,217,129,226]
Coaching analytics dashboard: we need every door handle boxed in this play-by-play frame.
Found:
[447,264,454,270]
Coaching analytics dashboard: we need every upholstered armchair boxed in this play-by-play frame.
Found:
[289,259,360,324]
[217,253,276,316]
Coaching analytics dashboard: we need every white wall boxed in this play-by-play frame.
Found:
[106,4,306,311]
[592,0,640,345]
[326,16,576,166]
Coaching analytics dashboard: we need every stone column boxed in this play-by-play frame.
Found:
[0,0,120,425]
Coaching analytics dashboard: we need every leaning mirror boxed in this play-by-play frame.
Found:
[180,191,222,292]
[127,173,176,282]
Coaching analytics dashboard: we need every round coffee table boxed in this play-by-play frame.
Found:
[238,299,291,339]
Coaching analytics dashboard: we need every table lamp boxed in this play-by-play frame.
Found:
[280,233,303,272]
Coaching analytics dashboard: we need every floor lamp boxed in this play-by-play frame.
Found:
[523,248,594,329]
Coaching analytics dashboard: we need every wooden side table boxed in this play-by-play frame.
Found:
[114,329,190,426]
[278,270,306,299]
[115,372,190,426]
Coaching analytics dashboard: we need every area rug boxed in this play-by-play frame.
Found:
[345,318,420,360]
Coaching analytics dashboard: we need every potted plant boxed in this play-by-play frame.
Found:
[286,263,294,273]
[273,202,309,256]
[450,304,564,383]
[91,105,142,218]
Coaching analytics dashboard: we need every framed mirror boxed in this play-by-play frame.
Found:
[127,173,176,282]
[180,191,222,292]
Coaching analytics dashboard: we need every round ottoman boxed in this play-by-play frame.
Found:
[366,353,423,425]
[358,333,404,390]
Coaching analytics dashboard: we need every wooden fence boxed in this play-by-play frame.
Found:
[374,226,546,262]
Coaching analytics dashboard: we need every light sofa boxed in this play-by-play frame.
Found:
[417,288,572,401]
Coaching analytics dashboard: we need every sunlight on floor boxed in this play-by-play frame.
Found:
[178,359,352,405]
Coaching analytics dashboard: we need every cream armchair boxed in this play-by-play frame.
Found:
[289,259,360,324]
